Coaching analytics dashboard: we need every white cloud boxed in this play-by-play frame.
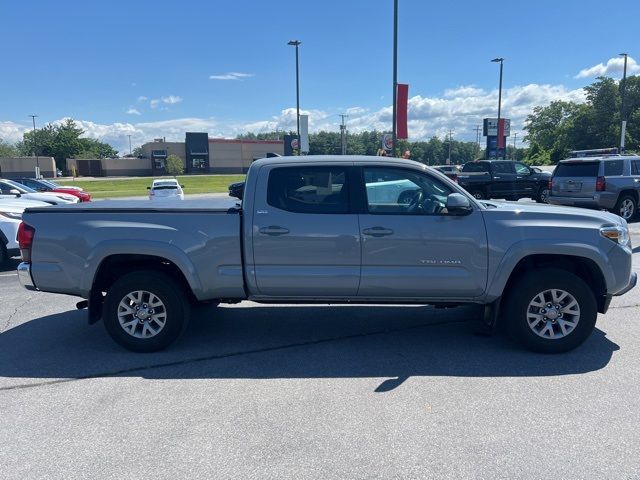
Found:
[576,56,640,79]
[0,81,591,155]
[149,95,182,109]
[137,96,148,102]
[126,107,141,115]
[209,72,255,80]
[0,121,28,143]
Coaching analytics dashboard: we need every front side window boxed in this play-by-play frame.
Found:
[491,162,515,174]
[267,167,349,214]
[364,167,452,215]
[514,163,530,175]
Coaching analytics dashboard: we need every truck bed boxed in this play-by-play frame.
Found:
[23,198,246,301]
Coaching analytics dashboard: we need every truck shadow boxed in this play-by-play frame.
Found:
[0,304,619,392]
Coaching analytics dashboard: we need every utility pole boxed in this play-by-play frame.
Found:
[391,0,398,157]
[619,53,628,153]
[491,57,504,159]
[447,129,453,165]
[127,135,132,155]
[513,132,518,154]
[287,40,302,154]
[339,114,349,155]
[29,115,40,178]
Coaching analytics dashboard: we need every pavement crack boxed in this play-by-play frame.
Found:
[609,303,640,310]
[1,295,34,334]
[0,317,468,392]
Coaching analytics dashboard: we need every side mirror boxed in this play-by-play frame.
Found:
[146,186,151,190]
[446,193,473,215]
[180,185,185,188]
[9,189,21,196]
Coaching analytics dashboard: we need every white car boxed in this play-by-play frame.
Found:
[0,198,50,264]
[0,179,79,205]
[148,179,185,201]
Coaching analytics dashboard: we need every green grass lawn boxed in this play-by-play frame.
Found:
[58,175,245,199]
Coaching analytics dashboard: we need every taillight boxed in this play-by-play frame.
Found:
[18,222,35,263]
[596,176,606,192]
[451,173,458,183]
[548,178,553,190]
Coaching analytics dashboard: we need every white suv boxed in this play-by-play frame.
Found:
[0,199,49,264]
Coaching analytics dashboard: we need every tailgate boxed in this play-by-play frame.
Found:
[551,161,599,198]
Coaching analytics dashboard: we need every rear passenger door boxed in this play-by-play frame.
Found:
[251,164,361,297]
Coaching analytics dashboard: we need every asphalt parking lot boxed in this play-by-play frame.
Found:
[1,223,639,479]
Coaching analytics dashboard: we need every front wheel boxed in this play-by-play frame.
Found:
[503,268,597,353]
[612,195,637,221]
[103,270,190,352]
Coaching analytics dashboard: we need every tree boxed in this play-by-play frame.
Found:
[16,119,118,170]
[165,154,184,176]
[0,139,17,157]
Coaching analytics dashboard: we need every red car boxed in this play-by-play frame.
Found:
[15,178,92,202]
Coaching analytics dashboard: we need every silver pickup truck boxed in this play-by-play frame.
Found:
[17,156,636,353]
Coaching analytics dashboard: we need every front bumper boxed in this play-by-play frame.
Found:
[615,271,637,297]
[17,262,37,291]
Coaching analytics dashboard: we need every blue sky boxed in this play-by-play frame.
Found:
[1,0,639,153]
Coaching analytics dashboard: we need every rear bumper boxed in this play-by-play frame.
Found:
[548,193,617,210]
[17,262,37,291]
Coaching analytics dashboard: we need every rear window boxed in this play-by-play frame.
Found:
[603,160,624,176]
[153,185,178,190]
[462,162,489,173]
[554,162,599,177]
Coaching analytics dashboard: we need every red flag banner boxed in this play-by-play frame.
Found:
[497,118,505,148]
[396,83,409,139]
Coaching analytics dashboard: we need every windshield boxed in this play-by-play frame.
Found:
[2,179,34,193]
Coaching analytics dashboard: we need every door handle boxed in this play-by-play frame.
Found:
[259,226,290,236]
[362,227,394,237]
[493,176,501,179]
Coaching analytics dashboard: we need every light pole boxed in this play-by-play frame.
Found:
[619,53,628,153]
[29,115,40,177]
[491,57,504,159]
[391,0,398,157]
[127,134,132,155]
[287,40,301,154]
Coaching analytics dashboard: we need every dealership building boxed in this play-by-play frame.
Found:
[66,133,284,177]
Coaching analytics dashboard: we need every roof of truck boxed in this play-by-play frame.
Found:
[251,155,429,170]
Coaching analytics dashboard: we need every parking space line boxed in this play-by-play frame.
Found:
[0,273,17,277]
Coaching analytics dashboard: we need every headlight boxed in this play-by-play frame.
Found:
[600,225,630,247]
[0,211,22,219]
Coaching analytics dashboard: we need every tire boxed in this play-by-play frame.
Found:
[503,268,597,353]
[612,194,637,221]
[469,189,485,200]
[0,245,7,266]
[536,186,550,204]
[103,270,190,352]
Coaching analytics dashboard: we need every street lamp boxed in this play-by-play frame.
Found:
[491,57,504,159]
[29,115,40,178]
[619,53,628,153]
[287,40,301,154]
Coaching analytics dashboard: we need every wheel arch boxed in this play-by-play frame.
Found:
[500,253,608,313]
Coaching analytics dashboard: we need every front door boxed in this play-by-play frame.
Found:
[488,161,517,198]
[358,166,487,299]
[514,162,537,197]
[252,164,361,297]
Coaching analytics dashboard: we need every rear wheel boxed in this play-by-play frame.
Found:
[103,270,190,352]
[613,195,637,221]
[536,186,550,203]
[503,268,597,353]
[469,189,485,200]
